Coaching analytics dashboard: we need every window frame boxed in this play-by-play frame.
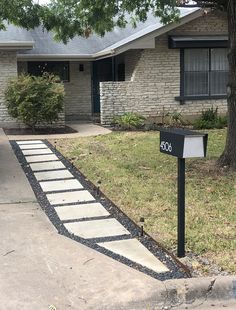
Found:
[27,61,70,83]
[176,48,228,104]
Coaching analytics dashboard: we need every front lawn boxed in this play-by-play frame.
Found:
[51,129,236,275]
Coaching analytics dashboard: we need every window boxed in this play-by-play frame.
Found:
[182,48,228,98]
[28,61,70,82]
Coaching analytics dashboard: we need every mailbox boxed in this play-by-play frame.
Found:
[160,128,208,158]
[158,128,208,258]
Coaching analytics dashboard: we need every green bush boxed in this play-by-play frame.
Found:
[193,107,227,130]
[113,112,146,130]
[5,73,65,131]
[165,111,186,126]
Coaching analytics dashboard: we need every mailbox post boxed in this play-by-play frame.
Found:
[159,128,208,258]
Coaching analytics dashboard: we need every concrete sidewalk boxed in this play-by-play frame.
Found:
[0,128,235,309]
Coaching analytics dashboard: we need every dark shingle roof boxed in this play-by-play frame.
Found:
[0,8,199,56]
[0,24,33,42]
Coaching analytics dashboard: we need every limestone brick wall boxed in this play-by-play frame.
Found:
[0,51,18,127]
[100,11,228,125]
[125,50,142,81]
[64,62,92,121]
[169,10,227,35]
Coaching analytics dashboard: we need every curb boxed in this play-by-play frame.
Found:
[106,275,236,309]
[162,275,236,308]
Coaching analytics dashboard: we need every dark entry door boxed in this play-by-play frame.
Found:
[92,58,113,114]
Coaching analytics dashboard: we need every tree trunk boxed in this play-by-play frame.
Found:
[218,0,236,169]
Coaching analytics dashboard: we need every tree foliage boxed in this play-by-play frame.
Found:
[5,74,65,131]
[0,1,227,43]
[0,0,41,30]
[0,1,230,42]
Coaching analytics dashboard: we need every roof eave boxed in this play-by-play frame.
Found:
[0,41,34,50]
[17,53,94,60]
[17,49,115,61]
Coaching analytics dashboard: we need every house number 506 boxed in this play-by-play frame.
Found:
[160,141,172,152]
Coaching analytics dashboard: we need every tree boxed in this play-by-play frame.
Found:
[1,1,235,168]
[5,74,65,132]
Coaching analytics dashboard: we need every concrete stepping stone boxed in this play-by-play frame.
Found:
[25,154,58,163]
[46,190,95,205]
[40,179,83,192]
[22,149,53,155]
[55,203,110,221]
[98,239,169,273]
[30,161,65,171]
[17,140,43,145]
[19,144,48,150]
[64,218,130,239]
[34,170,74,181]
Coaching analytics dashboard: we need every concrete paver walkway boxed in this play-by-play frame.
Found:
[13,139,171,276]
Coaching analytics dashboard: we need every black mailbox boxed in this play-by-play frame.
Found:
[159,128,208,258]
[160,128,208,158]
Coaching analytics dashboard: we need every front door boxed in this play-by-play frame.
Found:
[92,58,113,114]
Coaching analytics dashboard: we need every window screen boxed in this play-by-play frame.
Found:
[183,48,228,97]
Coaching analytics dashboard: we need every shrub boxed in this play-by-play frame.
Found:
[193,107,227,130]
[5,73,65,131]
[165,111,186,127]
[113,112,145,130]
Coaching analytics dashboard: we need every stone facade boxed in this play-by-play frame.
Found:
[100,11,228,125]
[0,51,18,128]
[64,62,92,121]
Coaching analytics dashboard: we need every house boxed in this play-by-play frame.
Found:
[0,8,228,128]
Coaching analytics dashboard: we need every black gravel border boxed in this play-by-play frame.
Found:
[10,139,190,281]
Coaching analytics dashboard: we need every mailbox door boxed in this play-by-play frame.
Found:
[160,132,185,157]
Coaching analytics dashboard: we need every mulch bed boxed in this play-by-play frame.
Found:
[4,125,77,135]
